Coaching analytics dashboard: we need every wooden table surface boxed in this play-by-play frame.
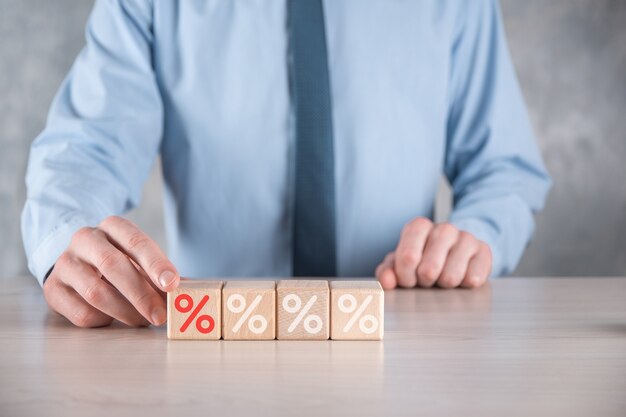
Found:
[1,276,625,417]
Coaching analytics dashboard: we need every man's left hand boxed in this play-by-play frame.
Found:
[375,218,492,290]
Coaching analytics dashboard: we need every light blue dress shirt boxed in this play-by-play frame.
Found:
[22,0,551,285]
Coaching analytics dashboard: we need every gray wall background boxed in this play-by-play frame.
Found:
[1,0,625,279]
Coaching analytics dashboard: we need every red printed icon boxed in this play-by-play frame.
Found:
[174,294,215,334]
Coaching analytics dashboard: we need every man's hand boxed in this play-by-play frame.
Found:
[376,218,492,290]
[43,216,180,328]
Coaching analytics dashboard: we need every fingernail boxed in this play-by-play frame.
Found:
[151,306,167,326]
[158,270,176,289]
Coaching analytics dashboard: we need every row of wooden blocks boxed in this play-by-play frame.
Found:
[167,280,383,340]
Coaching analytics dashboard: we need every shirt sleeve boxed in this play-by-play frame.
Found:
[21,0,162,285]
[445,0,552,277]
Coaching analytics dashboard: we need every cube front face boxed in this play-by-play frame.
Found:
[222,281,276,340]
[276,280,329,340]
[167,280,223,340]
[330,281,384,340]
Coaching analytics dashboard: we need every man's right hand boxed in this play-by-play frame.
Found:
[43,216,180,328]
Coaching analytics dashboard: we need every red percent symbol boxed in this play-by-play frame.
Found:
[174,294,215,334]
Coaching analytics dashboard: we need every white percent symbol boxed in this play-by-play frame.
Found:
[338,294,378,334]
[282,294,323,334]
[226,294,268,334]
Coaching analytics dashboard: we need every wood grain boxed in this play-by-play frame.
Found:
[330,280,384,340]
[221,280,276,340]
[167,280,222,340]
[2,276,626,417]
[276,280,329,340]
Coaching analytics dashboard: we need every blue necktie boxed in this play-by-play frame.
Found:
[289,0,337,277]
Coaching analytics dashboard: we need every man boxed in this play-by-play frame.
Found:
[22,0,551,328]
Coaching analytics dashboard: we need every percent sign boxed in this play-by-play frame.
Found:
[226,294,268,334]
[174,294,215,334]
[282,294,323,334]
[338,294,378,334]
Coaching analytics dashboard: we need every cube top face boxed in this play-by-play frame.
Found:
[222,281,276,340]
[329,280,382,290]
[276,280,329,340]
[330,281,384,341]
[178,280,223,290]
[167,280,223,340]
[223,280,276,290]
[276,280,328,291]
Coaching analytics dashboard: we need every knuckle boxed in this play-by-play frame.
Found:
[396,275,418,288]
[466,275,485,288]
[71,307,98,328]
[99,215,125,229]
[131,290,154,312]
[418,261,440,281]
[438,273,460,288]
[397,249,419,267]
[406,217,432,232]
[147,257,170,275]
[55,252,72,270]
[458,231,478,247]
[72,227,95,246]
[51,254,81,284]
[412,217,433,228]
[126,231,151,252]
[90,228,108,242]
[83,283,106,305]
[60,253,83,271]
[97,249,122,271]
[434,223,457,237]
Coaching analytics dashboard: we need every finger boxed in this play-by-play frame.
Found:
[44,280,113,328]
[376,252,397,290]
[71,227,167,325]
[56,253,150,326]
[393,218,433,288]
[438,232,479,288]
[416,223,459,288]
[130,258,167,302]
[98,216,179,291]
[461,243,492,289]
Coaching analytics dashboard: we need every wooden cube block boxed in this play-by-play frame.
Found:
[330,280,384,340]
[276,280,329,340]
[167,280,223,340]
[222,281,276,340]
